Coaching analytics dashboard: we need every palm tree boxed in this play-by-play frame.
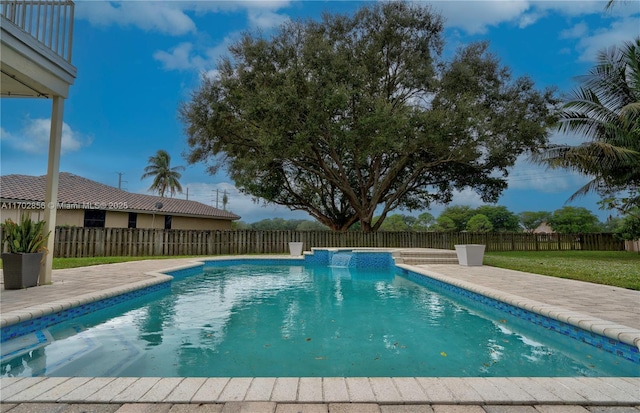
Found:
[141,150,185,197]
[532,38,640,214]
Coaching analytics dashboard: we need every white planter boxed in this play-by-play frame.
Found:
[454,244,485,266]
[288,242,303,256]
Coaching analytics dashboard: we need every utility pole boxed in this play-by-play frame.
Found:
[186,187,189,201]
[117,172,127,190]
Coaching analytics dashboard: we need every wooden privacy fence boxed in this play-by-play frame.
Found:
[35,228,626,258]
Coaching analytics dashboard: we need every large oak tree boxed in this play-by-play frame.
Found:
[180,2,556,231]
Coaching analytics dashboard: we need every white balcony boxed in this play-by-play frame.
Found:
[1,0,76,98]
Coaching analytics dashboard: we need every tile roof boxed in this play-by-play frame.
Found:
[0,173,240,221]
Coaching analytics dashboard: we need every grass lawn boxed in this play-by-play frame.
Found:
[484,250,640,291]
[50,256,201,269]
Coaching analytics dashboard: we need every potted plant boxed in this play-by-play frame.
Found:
[1,214,50,289]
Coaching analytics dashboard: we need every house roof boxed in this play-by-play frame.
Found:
[0,173,240,221]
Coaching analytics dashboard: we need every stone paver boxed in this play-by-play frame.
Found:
[168,405,224,413]
[345,378,376,402]
[432,407,485,413]
[380,406,434,413]
[275,404,329,413]
[221,401,277,413]
[114,404,172,413]
[245,378,277,401]
[1,255,639,412]
[328,403,380,413]
[270,378,299,402]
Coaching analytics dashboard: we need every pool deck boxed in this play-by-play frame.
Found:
[1,253,639,412]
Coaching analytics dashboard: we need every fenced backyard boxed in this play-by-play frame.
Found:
[30,228,625,258]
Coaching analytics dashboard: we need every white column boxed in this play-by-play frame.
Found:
[40,96,64,285]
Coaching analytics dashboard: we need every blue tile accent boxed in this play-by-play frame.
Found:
[351,251,394,268]
[204,258,304,268]
[165,264,204,280]
[401,267,640,365]
[306,249,330,265]
[305,249,394,269]
[1,282,170,343]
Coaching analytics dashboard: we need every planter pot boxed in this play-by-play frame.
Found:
[1,252,43,289]
[454,244,485,266]
[288,242,303,256]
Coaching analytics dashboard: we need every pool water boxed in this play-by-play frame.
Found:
[2,264,637,377]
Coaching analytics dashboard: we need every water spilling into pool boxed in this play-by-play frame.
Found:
[330,252,354,268]
[2,264,637,377]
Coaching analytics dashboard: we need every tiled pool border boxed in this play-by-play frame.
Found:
[398,266,640,366]
[1,281,171,343]
[1,252,638,371]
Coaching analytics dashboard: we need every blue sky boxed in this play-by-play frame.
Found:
[1,0,639,224]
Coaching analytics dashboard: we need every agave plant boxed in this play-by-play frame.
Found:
[1,215,50,254]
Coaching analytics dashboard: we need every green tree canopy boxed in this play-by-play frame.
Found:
[475,205,520,232]
[180,2,556,232]
[432,215,457,232]
[377,214,410,231]
[614,210,640,240]
[518,211,552,232]
[141,150,185,197]
[437,206,476,232]
[466,214,493,232]
[532,39,640,215]
[548,206,601,233]
[296,220,330,231]
[412,212,435,231]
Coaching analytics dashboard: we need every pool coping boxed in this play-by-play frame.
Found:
[1,254,639,406]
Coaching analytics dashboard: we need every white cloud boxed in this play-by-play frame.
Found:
[154,34,237,73]
[179,181,311,223]
[75,1,197,35]
[1,119,91,155]
[428,0,638,39]
[574,17,640,61]
[153,42,199,71]
[247,9,289,28]
[505,130,592,193]
[559,21,589,39]
[431,0,532,34]
[76,1,290,35]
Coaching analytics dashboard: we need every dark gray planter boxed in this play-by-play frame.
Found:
[1,252,43,289]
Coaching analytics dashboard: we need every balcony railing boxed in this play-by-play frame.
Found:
[1,0,74,63]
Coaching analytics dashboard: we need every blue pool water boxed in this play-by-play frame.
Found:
[1,264,638,377]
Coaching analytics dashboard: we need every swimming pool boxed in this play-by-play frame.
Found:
[1,259,638,378]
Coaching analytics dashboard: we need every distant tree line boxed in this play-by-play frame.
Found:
[233,204,639,240]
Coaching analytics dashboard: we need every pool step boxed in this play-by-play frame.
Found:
[394,249,459,265]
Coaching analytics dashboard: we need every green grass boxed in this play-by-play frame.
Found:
[484,251,640,291]
[0,255,200,270]
[51,256,202,269]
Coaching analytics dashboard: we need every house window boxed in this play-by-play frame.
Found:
[128,212,137,228]
[164,215,172,230]
[84,209,106,228]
